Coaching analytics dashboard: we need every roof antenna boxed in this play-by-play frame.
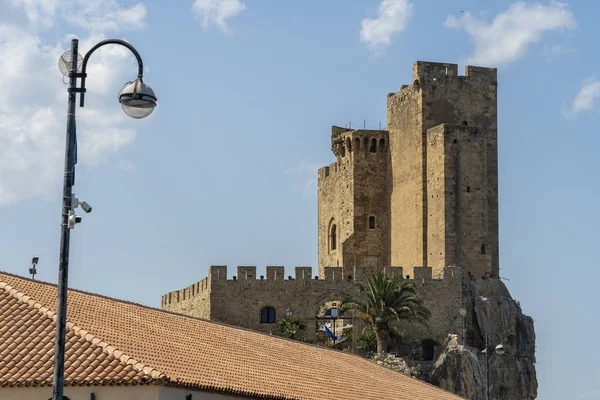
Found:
[363,120,366,129]
[29,257,39,280]
[379,121,382,130]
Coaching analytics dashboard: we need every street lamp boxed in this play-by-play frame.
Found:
[482,332,505,400]
[330,308,338,347]
[52,38,157,400]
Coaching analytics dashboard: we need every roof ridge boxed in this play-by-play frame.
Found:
[0,280,169,383]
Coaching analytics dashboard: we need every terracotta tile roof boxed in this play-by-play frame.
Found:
[0,272,464,400]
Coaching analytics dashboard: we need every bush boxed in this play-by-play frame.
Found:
[357,331,377,352]
[369,353,421,378]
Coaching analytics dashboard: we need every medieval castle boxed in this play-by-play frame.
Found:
[160,62,537,400]
[162,59,500,335]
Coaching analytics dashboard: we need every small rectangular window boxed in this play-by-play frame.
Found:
[467,186,471,193]
[481,244,486,254]
[369,216,376,229]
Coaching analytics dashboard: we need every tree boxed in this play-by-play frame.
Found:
[340,272,431,354]
[277,315,306,340]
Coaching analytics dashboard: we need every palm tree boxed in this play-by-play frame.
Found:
[277,314,306,340]
[340,272,431,354]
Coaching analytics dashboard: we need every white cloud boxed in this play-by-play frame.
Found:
[444,1,576,67]
[360,0,413,52]
[8,0,59,28]
[192,0,245,34]
[543,44,575,61]
[116,160,136,173]
[285,160,324,198]
[564,77,600,118]
[0,1,148,205]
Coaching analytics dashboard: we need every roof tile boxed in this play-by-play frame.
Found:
[0,272,464,399]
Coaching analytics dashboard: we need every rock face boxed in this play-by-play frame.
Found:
[430,336,485,400]
[429,276,538,400]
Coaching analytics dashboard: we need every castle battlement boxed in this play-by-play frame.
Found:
[412,61,497,82]
[330,126,389,160]
[161,265,464,309]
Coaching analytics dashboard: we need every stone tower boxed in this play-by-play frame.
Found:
[318,61,499,279]
[317,127,390,279]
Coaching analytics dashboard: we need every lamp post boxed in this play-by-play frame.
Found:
[52,38,157,400]
[483,333,505,400]
[459,308,467,345]
[330,308,338,347]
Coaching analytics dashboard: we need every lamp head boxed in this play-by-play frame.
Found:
[495,344,506,355]
[119,78,157,119]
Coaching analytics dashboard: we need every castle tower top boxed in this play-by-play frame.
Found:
[412,61,497,83]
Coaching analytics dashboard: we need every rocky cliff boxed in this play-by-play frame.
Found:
[429,276,537,400]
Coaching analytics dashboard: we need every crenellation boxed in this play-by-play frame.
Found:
[383,266,404,278]
[237,266,257,281]
[414,266,433,282]
[323,266,343,281]
[464,65,497,82]
[162,265,467,342]
[295,266,312,280]
[414,61,459,81]
[209,265,227,282]
[266,266,285,280]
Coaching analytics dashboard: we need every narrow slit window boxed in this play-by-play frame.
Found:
[467,186,471,193]
[331,224,337,250]
[369,216,376,229]
[481,244,486,255]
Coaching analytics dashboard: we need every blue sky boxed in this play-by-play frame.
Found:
[0,0,598,399]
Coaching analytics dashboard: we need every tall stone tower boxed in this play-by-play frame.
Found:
[318,61,499,279]
[317,127,390,279]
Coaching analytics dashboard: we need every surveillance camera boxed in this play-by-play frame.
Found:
[80,201,92,213]
[68,212,82,229]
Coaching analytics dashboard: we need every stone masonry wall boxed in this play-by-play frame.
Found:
[317,127,354,276]
[318,127,390,278]
[427,124,492,278]
[162,265,466,343]
[386,61,499,278]
[387,81,424,278]
[160,276,211,319]
[415,62,499,277]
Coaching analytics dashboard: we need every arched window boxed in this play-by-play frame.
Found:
[370,138,377,153]
[331,224,337,251]
[346,137,352,152]
[260,307,276,323]
[379,138,386,152]
[461,120,468,126]
[354,137,361,151]
[369,216,376,229]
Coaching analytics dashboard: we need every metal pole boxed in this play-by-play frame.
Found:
[333,318,336,348]
[463,315,467,346]
[52,38,78,400]
[485,333,490,400]
[351,315,357,353]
